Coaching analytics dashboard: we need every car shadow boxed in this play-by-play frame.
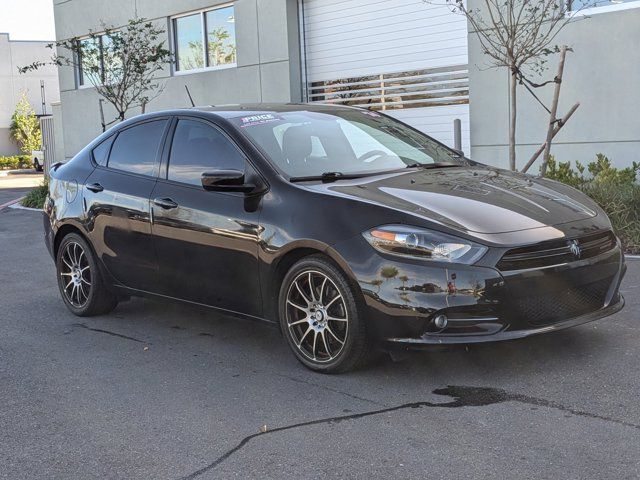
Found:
[101,293,616,388]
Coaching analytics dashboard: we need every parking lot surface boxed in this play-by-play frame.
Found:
[1,208,639,479]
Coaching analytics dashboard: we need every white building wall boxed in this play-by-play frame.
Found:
[302,0,470,153]
[0,33,60,156]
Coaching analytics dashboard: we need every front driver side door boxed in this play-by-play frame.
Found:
[150,117,263,317]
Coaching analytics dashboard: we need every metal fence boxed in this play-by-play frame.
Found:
[39,116,56,176]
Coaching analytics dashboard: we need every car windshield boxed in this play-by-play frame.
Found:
[229,109,465,178]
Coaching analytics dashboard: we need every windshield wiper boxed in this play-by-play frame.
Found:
[289,171,361,183]
[405,162,462,169]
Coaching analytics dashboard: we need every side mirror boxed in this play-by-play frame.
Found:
[201,170,255,193]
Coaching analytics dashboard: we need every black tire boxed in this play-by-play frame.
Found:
[56,233,118,316]
[278,255,371,373]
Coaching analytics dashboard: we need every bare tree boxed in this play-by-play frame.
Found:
[20,18,172,131]
[433,0,592,173]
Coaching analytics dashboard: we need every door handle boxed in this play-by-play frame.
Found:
[153,197,178,209]
[86,182,104,193]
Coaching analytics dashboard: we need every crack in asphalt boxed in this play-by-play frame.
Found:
[275,373,386,407]
[178,385,640,479]
[70,323,148,344]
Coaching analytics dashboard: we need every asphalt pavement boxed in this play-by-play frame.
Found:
[0,171,44,206]
[1,207,638,479]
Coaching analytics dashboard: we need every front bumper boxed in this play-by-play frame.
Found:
[387,293,624,345]
[334,233,627,346]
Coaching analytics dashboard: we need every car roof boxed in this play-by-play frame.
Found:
[187,102,360,119]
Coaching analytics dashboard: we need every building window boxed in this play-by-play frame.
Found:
[77,33,121,87]
[568,0,640,13]
[78,36,102,86]
[173,4,236,73]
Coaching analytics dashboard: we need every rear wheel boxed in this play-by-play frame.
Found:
[279,255,370,373]
[56,233,117,316]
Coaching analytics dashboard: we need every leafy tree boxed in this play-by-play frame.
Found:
[432,0,594,173]
[20,18,172,131]
[9,92,42,154]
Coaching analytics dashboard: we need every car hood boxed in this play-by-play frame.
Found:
[305,166,598,234]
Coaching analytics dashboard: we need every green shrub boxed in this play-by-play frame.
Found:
[545,155,640,254]
[0,155,31,170]
[21,180,49,209]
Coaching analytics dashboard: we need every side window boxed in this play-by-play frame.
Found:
[107,120,168,176]
[92,135,115,166]
[168,119,245,186]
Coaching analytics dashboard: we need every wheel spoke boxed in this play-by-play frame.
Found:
[60,272,73,277]
[320,330,332,358]
[81,278,91,286]
[287,299,307,313]
[326,326,345,345]
[297,326,313,347]
[319,278,327,304]
[288,318,309,327]
[327,316,348,322]
[62,258,73,270]
[80,265,90,273]
[294,280,311,305]
[325,294,341,309]
[312,331,318,360]
[308,272,316,302]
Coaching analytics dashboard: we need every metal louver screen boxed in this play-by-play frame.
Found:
[307,64,469,111]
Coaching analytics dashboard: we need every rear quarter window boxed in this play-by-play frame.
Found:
[92,135,115,166]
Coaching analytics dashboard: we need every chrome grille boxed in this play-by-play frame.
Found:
[497,231,617,271]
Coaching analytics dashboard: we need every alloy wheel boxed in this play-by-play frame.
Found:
[59,241,92,308]
[285,270,349,363]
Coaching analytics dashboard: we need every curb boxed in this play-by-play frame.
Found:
[0,196,24,211]
[0,169,37,177]
[9,203,41,212]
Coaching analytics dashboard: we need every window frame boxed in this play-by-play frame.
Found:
[101,117,172,179]
[161,115,248,189]
[171,2,237,75]
[567,0,640,15]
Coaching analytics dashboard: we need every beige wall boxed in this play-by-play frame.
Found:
[0,33,60,156]
[54,0,302,159]
[467,5,640,170]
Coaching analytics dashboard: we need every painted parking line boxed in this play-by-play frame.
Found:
[0,197,24,212]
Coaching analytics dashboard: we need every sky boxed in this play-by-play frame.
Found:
[0,0,55,41]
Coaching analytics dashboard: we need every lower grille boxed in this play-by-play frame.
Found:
[513,277,611,326]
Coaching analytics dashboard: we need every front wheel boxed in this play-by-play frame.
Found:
[56,233,118,316]
[279,255,371,373]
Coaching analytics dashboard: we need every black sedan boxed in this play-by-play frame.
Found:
[43,104,626,372]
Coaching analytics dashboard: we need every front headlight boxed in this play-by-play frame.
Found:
[363,225,487,264]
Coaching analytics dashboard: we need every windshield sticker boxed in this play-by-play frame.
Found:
[361,110,381,117]
[239,113,282,127]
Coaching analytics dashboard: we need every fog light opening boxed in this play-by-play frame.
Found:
[433,314,448,330]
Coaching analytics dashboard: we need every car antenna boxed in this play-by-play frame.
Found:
[185,85,195,107]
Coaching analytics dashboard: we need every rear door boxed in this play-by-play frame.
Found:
[150,117,263,316]
[84,118,170,292]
